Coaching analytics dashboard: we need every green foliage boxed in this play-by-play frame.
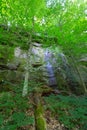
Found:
[0,26,29,49]
[0,45,14,63]
[0,84,34,129]
[44,94,87,130]
[0,0,87,57]
[0,0,87,59]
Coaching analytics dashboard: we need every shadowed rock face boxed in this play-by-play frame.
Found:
[7,63,20,70]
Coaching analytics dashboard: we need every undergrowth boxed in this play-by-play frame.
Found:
[44,94,87,130]
[0,84,34,130]
[0,82,87,130]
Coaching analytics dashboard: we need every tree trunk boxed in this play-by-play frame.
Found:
[22,34,33,97]
[70,54,87,94]
[33,91,47,130]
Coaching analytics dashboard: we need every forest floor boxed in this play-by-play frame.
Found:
[45,110,65,130]
[0,83,87,130]
[22,104,66,130]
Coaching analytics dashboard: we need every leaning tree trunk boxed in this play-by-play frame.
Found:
[58,18,87,94]
[70,54,87,94]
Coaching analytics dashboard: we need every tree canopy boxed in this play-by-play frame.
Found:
[0,0,87,56]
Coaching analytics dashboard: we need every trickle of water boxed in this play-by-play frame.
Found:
[44,50,57,87]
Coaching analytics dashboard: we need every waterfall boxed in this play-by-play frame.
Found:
[44,50,57,87]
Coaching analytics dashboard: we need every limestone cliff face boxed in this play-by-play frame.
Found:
[0,43,87,93]
[12,43,57,87]
[31,43,44,66]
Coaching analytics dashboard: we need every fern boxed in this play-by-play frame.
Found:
[44,94,87,129]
